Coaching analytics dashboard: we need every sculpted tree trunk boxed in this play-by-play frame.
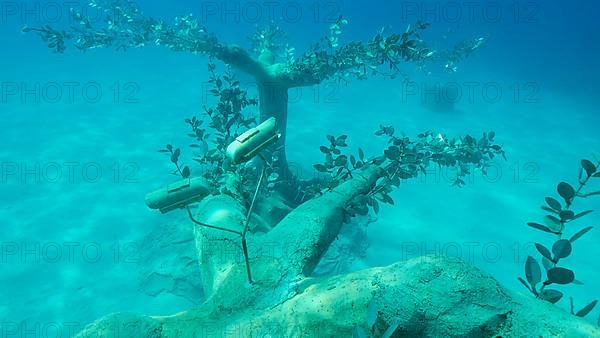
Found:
[256,79,290,180]
[217,45,297,186]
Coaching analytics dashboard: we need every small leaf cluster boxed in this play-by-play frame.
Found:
[250,22,287,59]
[365,21,432,76]
[313,134,353,183]
[158,144,190,179]
[520,158,600,318]
[22,25,70,53]
[448,36,487,63]
[310,134,384,219]
[343,186,387,223]
[439,36,486,74]
[325,16,348,49]
[185,115,209,147]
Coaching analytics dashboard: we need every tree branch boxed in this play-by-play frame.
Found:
[213,44,270,80]
[24,0,271,79]
[278,24,486,88]
[263,165,383,277]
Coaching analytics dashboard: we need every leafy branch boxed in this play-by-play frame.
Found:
[520,158,600,319]
[157,64,261,204]
[314,135,353,180]
[25,0,487,87]
[310,127,506,222]
[204,62,257,140]
[158,144,190,178]
[282,19,486,86]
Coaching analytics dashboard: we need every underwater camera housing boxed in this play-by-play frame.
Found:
[226,117,280,164]
[145,117,281,284]
[145,177,211,214]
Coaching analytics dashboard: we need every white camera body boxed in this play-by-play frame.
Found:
[145,177,211,213]
[226,117,280,164]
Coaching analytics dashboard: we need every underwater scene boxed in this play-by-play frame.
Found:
[1,0,600,336]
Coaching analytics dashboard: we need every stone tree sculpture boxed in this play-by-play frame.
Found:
[27,1,600,337]
[24,0,483,186]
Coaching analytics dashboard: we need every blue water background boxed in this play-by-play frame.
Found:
[1,0,599,329]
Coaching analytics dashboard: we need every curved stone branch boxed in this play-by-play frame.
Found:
[262,165,382,278]
[191,195,248,297]
[214,45,270,80]
[190,165,382,302]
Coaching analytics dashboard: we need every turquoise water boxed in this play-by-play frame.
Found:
[1,0,599,334]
